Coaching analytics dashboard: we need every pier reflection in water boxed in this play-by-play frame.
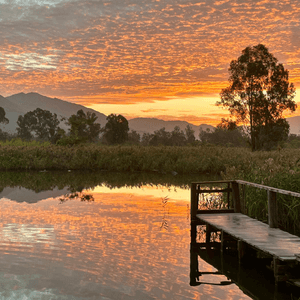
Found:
[190,223,300,300]
[0,173,253,300]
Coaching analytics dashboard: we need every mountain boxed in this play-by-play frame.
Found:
[0,92,216,137]
[128,116,300,136]
[128,118,214,137]
[286,116,300,135]
[5,92,300,137]
[0,92,107,133]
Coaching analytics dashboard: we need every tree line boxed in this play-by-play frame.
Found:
[0,107,199,146]
[0,108,132,145]
[0,104,298,149]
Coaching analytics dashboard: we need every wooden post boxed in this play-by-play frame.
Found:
[221,230,225,253]
[190,244,200,286]
[268,191,278,228]
[227,182,230,209]
[206,224,212,244]
[240,185,245,214]
[232,181,241,213]
[273,257,288,283]
[191,183,198,221]
[238,240,246,264]
[191,223,197,244]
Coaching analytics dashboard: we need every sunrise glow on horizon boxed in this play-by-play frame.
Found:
[1,0,300,125]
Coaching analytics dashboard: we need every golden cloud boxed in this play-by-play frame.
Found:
[0,0,299,111]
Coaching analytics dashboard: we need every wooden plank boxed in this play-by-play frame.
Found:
[196,209,235,214]
[197,188,232,194]
[196,213,300,261]
[193,180,232,186]
[193,180,300,197]
[289,279,300,287]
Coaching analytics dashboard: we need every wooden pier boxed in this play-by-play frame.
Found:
[190,180,300,286]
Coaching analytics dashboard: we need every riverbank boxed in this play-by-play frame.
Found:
[1,142,299,175]
[0,143,299,179]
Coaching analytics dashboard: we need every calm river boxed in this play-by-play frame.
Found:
[0,171,296,299]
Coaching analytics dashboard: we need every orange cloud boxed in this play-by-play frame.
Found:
[125,112,229,126]
[141,109,168,113]
[0,0,299,124]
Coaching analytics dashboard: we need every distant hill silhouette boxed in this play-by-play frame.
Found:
[128,118,214,137]
[0,92,216,136]
[0,92,107,133]
[286,116,300,135]
[0,92,299,136]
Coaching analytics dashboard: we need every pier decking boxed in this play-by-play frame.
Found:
[190,180,300,285]
[197,212,300,261]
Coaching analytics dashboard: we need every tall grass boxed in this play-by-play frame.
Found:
[221,149,300,235]
[0,142,253,173]
[0,141,300,177]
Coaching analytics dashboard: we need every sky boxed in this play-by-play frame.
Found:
[1,0,300,125]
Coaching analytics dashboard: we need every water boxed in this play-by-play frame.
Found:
[0,171,296,299]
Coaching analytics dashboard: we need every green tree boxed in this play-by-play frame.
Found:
[128,130,140,144]
[16,108,62,142]
[255,118,289,150]
[141,132,152,146]
[0,107,10,141]
[149,127,171,146]
[218,118,238,131]
[103,114,129,144]
[199,126,247,147]
[68,109,101,143]
[0,107,8,125]
[185,125,196,144]
[170,126,186,146]
[286,134,300,148]
[217,44,296,151]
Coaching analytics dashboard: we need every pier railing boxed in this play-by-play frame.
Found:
[191,180,300,229]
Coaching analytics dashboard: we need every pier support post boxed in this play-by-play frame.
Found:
[268,191,278,228]
[190,244,200,286]
[238,240,246,264]
[221,230,225,253]
[191,183,198,221]
[206,225,212,249]
[273,257,289,284]
[191,224,197,244]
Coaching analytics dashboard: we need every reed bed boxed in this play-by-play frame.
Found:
[0,141,299,176]
[221,150,300,235]
[0,142,252,173]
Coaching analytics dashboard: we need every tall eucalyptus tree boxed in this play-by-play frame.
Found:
[217,44,296,150]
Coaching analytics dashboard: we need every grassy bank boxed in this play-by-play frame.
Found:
[0,141,299,176]
[220,150,300,235]
[0,142,248,172]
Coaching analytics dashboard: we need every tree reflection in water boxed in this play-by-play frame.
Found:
[59,192,94,204]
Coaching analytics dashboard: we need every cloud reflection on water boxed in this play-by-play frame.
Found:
[0,185,250,299]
